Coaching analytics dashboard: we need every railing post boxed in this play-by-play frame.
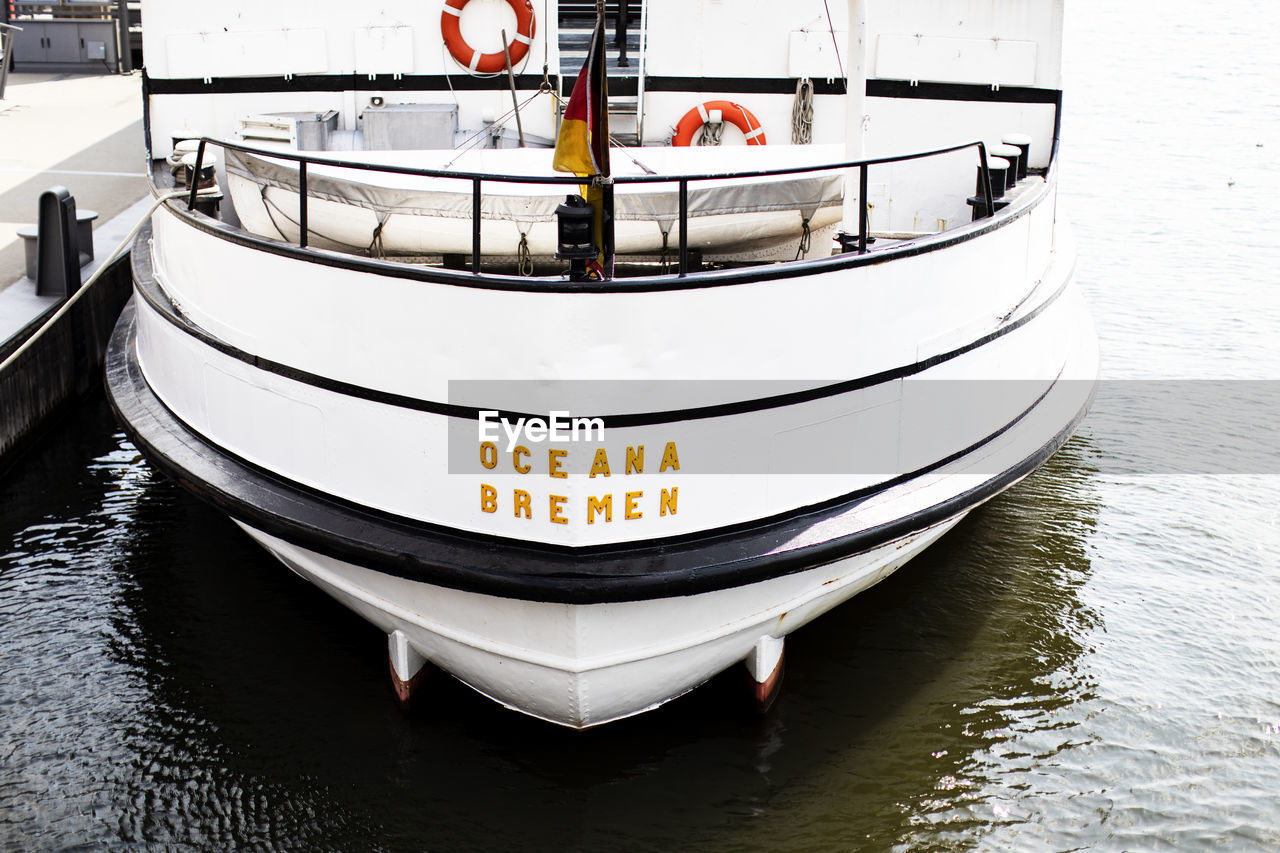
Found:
[298,160,308,248]
[616,0,630,67]
[977,142,995,219]
[678,178,688,276]
[858,163,869,253]
[187,140,206,211]
[472,178,482,273]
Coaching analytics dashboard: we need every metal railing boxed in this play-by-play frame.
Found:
[0,23,22,101]
[186,138,999,278]
[9,2,115,18]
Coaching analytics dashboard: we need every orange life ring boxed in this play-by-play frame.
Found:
[672,101,767,146]
[441,0,536,74]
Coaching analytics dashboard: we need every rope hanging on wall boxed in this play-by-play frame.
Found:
[792,76,814,145]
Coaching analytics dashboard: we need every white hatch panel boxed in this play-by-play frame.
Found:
[166,29,328,79]
[353,26,415,77]
[874,34,1038,86]
[788,30,847,79]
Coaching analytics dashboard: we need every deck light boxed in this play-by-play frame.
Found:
[555,194,597,280]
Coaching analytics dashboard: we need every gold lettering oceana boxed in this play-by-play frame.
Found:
[494,444,678,477]
[478,443,682,524]
[659,442,680,472]
[589,448,610,478]
[548,448,567,479]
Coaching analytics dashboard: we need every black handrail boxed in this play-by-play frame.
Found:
[193,135,988,185]
[677,178,688,276]
[977,141,995,228]
[857,164,869,253]
[186,137,1000,274]
[471,178,482,271]
[186,139,207,212]
[298,160,308,249]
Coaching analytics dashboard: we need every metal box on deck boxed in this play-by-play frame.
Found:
[361,103,459,150]
[240,111,339,151]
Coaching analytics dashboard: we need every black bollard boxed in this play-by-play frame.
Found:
[36,186,82,298]
[1002,133,1033,180]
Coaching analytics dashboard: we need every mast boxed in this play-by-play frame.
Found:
[842,0,868,241]
[598,0,614,277]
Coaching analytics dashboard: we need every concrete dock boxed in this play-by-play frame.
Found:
[0,71,149,471]
[0,71,146,289]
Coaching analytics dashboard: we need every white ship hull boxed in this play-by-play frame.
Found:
[113,0,1094,728]
[239,517,963,727]
[107,233,1096,725]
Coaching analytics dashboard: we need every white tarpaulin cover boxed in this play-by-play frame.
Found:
[223,145,846,260]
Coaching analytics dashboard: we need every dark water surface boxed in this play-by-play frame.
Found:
[3,1,1280,850]
[0,402,1108,851]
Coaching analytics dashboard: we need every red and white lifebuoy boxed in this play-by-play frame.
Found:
[441,0,536,74]
[672,101,767,146]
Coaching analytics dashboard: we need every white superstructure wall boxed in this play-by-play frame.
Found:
[641,0,1063,158]
[140,0,1064,237]
[142,0,562,155]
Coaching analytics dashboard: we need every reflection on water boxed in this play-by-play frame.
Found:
[0,399,1103,850]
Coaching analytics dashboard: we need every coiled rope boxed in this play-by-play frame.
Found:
[698,120,724,147]
[516,231,534,276]
[792,76,814,145]
[794,218,812,261]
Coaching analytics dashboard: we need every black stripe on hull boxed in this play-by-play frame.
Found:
[144,71,554,95]
[106,299,1090,604]
[143,69,1061,105]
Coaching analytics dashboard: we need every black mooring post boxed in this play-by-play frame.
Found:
[35,187,82,298]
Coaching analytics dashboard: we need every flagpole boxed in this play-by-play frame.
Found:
[552,0,614,280]
[842,0,868,247]
[597,0,615,278]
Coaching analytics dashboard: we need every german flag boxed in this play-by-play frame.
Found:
[553,12,611,277]
[552,14,610,177]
